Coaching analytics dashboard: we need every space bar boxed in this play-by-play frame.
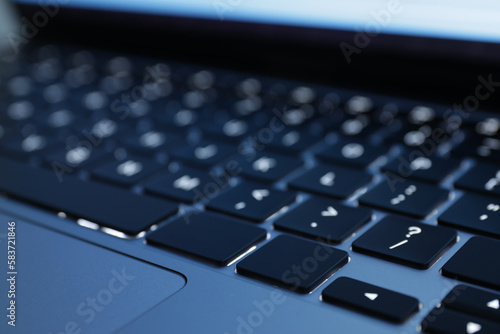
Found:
[0,157,177,235]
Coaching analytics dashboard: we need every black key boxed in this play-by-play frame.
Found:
[322,277,419,323]
[145,167,229,203]
[171,140,235,167]
[237,235,348,293]
[236,151,301,182]
[263,128,320,154]
[337,116,381,138]
[317,138,388,167]
[421,307,500,334]
[455,162,500,196]
[44,145,109,172]
[0,156,177,235]
[121,130,180,157]
[352,217,457,269]
[442,285,500,324]
[202,118,255,141]
[274,198,372,244]
[382,152,460,183]
[1,133,59,160]
[441,237,500,291]
[453,136,500,162]
[207,182,295,222]
[359,178,449,218]
[73,117,130,141]
[91,156,164,187]
[147,212,266,266]
[289,163,372,199]
[439,193,500,238]
[385,121,452,149]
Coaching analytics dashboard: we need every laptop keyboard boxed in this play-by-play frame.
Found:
[1,44,500,331]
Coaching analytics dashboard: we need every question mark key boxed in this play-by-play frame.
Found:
[352,217,457,269]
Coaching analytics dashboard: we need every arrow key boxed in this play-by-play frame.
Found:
[421,307,500,334]
[322,277,420,323]
[441,285,500,325]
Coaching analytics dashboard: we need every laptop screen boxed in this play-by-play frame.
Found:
[14,0,500,44]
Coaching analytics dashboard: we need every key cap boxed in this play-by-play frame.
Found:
[262,128,320,154]
[44,145,109,172]
[453,136,500,162]
[147,212,266,266]
[359,178,449,218]
[91,156,164,187]
[207,182,295,222]
[455,162,500,196]
[274,197,372,244]
[439,193,500,238]
[441,237,500,291]
[0,156,177,235]
[145,167,229,203]
[1,133,59,161]
[421,307,500,334]
[121,130,180,157]
[316,138,388,168]
[322,277,419,323]
[289,163,372,199]
[236,151,301,182]
[382,151,460,183]
[441,285,500,324]
[171,140,235,167]
[202,118,255,140]
[237,235,348,293]
[352,217,457,269]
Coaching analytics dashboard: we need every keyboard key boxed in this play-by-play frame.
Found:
[322,277,419,323]
[236,151,301,182]
[145,167,228,203]
[1,133,59,160]
[274,198,372,244]
[262,128,321,154]
[316,138,388,167]
[382,152,460,183]
[352,217,457,269]
[359,179,449,218]
[289,163,372,199]
[439,193,500,238]
[237,235,348,293]
[421,307,500,334]
[121,130,181,157]
[455,162,500,196]
[207,182,295,222]
[147,212,266,266]
[44,145,109,171]
[202,118,256,140]
[91,156,164,187]
[0,156,177,235]
[441,285,500,324]
[171,140,235,167]
[441,237,500,291]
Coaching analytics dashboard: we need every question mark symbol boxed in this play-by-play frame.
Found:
[406,226,422,238]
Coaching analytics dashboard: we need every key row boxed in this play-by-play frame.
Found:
[2,155,499,241]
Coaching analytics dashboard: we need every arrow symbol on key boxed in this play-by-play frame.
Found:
[487,299,499,310]
[252,189,270,201]
[466,322,482,334]
[321,206,338,217]
[364,293,378,301]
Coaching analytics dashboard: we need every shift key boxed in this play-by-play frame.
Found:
[0,157,178,235]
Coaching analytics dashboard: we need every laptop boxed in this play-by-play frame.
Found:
[1,1,500,333]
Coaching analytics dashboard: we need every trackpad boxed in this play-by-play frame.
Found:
[0,218,186,334]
